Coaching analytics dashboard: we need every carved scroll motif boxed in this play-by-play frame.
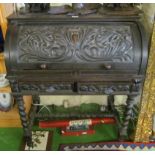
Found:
[17,25,133,63]
[19,83,131,94]
[79,84,130,94]
[19,83,72,92]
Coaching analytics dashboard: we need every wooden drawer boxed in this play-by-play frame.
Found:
[18,82,73,94]
[78,82,131,95]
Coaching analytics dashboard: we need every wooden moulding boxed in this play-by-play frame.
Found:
[0,3,14,38]
[0,53,6,74]
[0,86,11,93]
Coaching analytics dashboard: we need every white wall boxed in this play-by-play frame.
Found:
[40,95,128,107]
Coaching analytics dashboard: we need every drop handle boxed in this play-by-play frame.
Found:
[72,82,78,92]
[103,64,112,70]
[40,64,47,69]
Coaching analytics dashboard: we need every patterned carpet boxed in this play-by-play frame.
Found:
[21,131,52,151]
[59,142,155,151]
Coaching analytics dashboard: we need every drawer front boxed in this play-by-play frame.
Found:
[18,82,73,93]
[16,81,141,95]
[78,83,132,95]
[7,22,141,73]
[78,80,142,95]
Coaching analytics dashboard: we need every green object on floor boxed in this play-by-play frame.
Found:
[38,103,105,118]
[0,124,118,151]
[0,128,23,151]
[52,124,118,150]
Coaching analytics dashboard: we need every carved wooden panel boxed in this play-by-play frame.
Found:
[17,25,133,63]
[19,83,72,92]
[79,84,130,94]
[17,82,139,95]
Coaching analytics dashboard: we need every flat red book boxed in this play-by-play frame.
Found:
[61,127,96,136]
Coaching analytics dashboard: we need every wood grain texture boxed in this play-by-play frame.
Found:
[0,96,32,127]
[0,3,14,38]
[0,86,11,93]
[0,53,6,74]
[0,4,13,73]
[0,4,32,128]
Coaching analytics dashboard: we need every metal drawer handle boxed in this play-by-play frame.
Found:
[40,64,47,69]
[104,64,112,70]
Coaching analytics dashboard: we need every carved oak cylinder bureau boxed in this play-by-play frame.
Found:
[4,8,148,146]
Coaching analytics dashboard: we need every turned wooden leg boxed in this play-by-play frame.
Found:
[32,95,40,113]
[15,95,32,147]
[107,95,115,112]
[119,95,137,140]
[28,95,39,133]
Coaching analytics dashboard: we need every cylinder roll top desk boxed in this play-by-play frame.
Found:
[4,4,149,146]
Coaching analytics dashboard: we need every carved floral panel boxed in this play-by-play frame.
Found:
[17,25,133,63]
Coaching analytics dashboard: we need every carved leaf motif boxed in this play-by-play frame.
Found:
[19,83,72,92]
[79,26,133,62]
[18,26,71,62]
[79,84,131,94]
[17,25,133,63]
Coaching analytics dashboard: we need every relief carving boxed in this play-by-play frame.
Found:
[19,83,132,94]
[79,84,130,94]
[17,25,133,63]
[19,83,72,92]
